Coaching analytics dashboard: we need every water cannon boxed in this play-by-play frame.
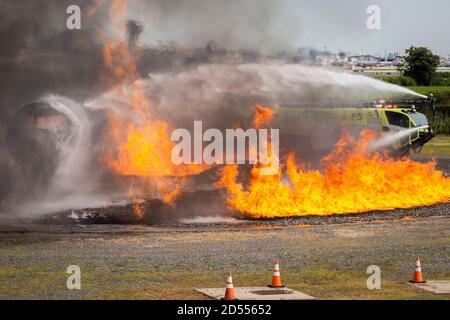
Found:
[427,93,436,111]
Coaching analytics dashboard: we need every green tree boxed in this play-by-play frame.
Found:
[403,46,440,86]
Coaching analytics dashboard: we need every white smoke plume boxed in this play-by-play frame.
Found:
[88,63,425,122]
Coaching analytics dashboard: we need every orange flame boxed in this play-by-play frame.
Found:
[86,0,102,18]
[100,0,206,218]
[102,42,138,82]
[109,0,128,31]
[216,130,450,218]
[253,104,275,129]
[105,89,205,178]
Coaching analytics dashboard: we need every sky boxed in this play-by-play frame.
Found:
[124,0,450,56]
[1,0,448,56]
[283,0,450,56]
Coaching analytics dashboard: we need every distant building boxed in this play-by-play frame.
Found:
[352,66,401,77]
[295,48,449,74]
[348,55,379,67]
[440,57,450,67]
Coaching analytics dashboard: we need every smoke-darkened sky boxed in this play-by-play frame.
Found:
[127,0,450,55]
[1,0,447,55]
[0,0,448,133]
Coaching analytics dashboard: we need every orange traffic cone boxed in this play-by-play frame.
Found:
[223,272,237,300]
[268,259,285,288]
[410,256,426,283]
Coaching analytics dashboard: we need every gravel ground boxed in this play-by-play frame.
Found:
[25,198,450,228]
[0,216,449,299]
[0,156,448,299]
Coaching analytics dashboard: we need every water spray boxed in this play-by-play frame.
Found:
[369,125,429,152]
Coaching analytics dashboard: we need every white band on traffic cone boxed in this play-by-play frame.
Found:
[227,276,233,288]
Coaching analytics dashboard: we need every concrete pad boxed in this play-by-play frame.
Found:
[194,287,315,300]
[408,280,450,294]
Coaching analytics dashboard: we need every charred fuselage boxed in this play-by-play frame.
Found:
[7,102,72,195]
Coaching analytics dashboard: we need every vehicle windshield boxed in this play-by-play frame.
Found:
[385,111,410,128]
[409,112,429,127]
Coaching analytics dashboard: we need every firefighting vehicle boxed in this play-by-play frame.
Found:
[274,96,436,157]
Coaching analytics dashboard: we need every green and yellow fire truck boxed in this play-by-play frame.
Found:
[274,97,436,157]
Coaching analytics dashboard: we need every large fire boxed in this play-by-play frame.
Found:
[216,130,450,218]
[99,0,450,220]
[105,88,205,177]
[101,0,205,216]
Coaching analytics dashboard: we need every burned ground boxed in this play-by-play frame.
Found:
[28,156,450,226]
